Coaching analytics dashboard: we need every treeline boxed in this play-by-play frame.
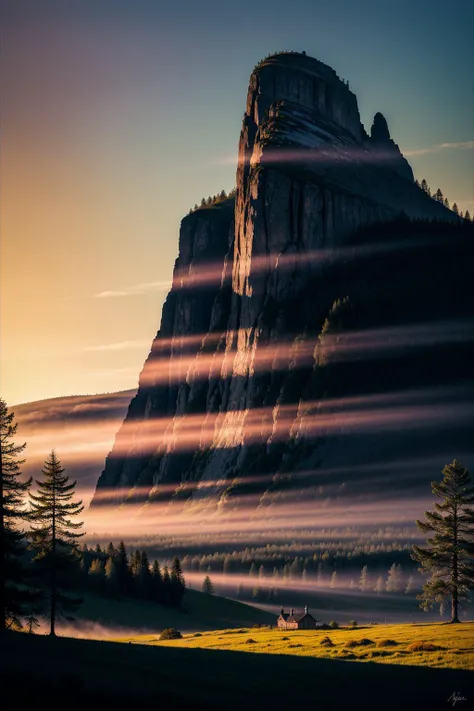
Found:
[234,561,419,603]
[416,177,472,220]
[188,187,236,214]
[81,541,185,609]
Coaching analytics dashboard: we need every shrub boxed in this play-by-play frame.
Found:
[377,639,399,647]
[282,636,290,640]
[245,638,256,644]
[159,628,182,640]
[347,638,374,648]
[348,620,358,628]
[194,632,202,637]
[320,636,335,647]
[288,643,303,648]
[329,621,339,629]
[406,641,444,652]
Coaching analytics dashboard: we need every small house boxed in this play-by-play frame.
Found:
[277,606,317,630]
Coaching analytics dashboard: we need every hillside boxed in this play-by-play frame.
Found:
[66,589,274,637]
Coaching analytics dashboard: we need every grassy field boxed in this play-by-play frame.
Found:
[133,620,474,671]
[2,627,473,711]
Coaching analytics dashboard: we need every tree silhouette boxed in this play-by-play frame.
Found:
[202,575,214,595]
[452,203,459,215]
[170,557,186,607]
[138,550,152,600]
[116,540,131,595]
[29,450,84,636]
[162,565,171,605]
[465,210,471,221]
[420,178,430,196]
[0,398,31,632]
[411,460,474,623]
[151,559,163,602]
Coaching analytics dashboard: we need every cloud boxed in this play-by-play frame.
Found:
[94,280,171,298]
[85,340,151,353]
[403,140,474,157]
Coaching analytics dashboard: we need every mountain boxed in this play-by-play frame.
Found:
[92,51,474,519]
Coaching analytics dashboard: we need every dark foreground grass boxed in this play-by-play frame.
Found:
[1,630,473,711]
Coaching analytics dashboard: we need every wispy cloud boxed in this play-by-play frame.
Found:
[85,340,151,353]
[403,140,474,157]
[94,280,171,299]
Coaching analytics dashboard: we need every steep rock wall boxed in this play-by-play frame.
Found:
[92,53,463,514]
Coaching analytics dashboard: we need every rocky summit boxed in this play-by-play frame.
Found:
[92,52,473,518]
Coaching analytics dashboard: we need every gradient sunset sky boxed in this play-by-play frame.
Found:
[1,0,473,406]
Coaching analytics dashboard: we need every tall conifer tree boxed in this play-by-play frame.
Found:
[29,450,84,636]
[0,398,31,632]
[170,557,186,607]
[412,460,474,623]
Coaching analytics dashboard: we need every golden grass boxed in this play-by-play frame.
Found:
[119,620,474,670]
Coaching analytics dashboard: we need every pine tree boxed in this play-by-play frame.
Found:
[374,576,384,595]
[130,549,142,578]
[116,540,131,595]
[202,575,214,595]
[29,450,84,636]
[359,565,369,591]
[162,565,171,605]
[465,210,471,221]
[435,188,444,203]
[106,542,116,559]
[420,178,430,196]
[411,460,474,623]
[170,557,185,608]
[444,197,450,209]
[151,560,163,603]
[452,202,459,215]
[0,398,31,632]
[386,563,403,593]
[139,550,152,600]
[105,556,119,596]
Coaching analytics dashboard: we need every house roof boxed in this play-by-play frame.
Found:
[278,612,317,623]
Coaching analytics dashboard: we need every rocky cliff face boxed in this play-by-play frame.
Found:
[93,53,471,516]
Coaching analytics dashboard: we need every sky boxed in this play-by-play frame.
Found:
[1,0,473,406]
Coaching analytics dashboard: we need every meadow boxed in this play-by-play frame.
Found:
[139,620,474,671]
